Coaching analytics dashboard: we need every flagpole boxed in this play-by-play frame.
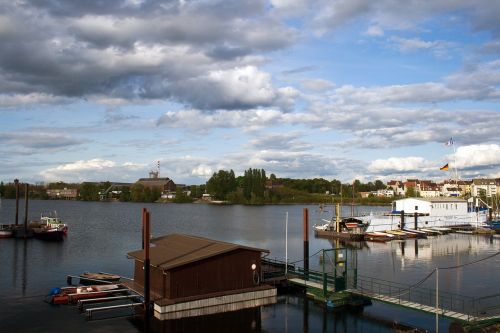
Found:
[452,140,459,196]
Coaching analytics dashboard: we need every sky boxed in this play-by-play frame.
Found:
[1,0,499,186]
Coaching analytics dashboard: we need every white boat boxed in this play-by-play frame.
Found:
[0,225,13,238]
[361,197,488,232]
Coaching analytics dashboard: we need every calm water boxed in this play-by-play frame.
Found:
[0,200,498,332]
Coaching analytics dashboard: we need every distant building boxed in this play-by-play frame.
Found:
[135,171,176,193]
[265,179,284,190]
[46,188,78,200]
[387,180,405,196]
[472,179,498,198]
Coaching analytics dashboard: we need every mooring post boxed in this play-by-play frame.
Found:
[414,212,418,230]
[143,208,151,332]
[24,183,29,237]
[14,179,19,226]
[142,208,146,249]
[400,210,405,229]
[303,208,309,281]
[489,208,493,222]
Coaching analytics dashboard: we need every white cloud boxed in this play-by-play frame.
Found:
[39,159,146,182]
[0,93,70,107]
[364,25,384,37]
[453,144,500,170]
[389,37,455,58]
[369,157,430,174]
[300,78,335,91]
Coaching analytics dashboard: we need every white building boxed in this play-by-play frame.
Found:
[472,179,497,198]
[392,197,468,216]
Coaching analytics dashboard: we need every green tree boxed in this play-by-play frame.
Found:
[131,184,145,202]
[80,182,99,201]
[173,188,193,203]
[206,169,237,200]
[242,168,266,201]
[119,187,131,202]
[405,186,417,197]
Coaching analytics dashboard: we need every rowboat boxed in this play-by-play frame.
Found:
[364,232,395,242]
[49,284,126,305]
[79,272,121,285]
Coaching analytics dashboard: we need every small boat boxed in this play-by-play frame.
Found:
[419,228,441,235]
[79,272,121,285]
[364,232,395,242]
[48,284,126,305]
[314,204,369,241]
[402,228,427,238]
[0,225,13,238]
[32,227,65,241]
[314,217,368,241]
[30,212,68,241]
[384,230,408,240]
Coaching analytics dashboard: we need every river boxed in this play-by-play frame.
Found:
[0,200,498,332]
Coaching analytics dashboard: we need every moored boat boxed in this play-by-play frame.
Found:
[48,284,126,305]
[314,204,369,241]
[364,232,395,242]
[79,272,121,285]
[32,227,65,241]
[30,212,68,241]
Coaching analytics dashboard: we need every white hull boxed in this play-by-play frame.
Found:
[361,211,488,232]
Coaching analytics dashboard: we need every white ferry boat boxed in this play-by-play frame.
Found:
[360,197,488,232]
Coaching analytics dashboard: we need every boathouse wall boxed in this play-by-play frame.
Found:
[166,249,261,299]
[132,248,262,300]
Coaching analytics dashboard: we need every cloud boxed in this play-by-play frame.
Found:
[453,144,500,170]
[389,37,455,58]
[39,159,146,182]
[170,66,298,110]
[0,131,85,150]
[369,157,431,175]
[157,108,286,131]
[0,1,296,110]
[300,79,335,91]
[364,25,384,37]
[249,132,312,151]
[0,93,71,108]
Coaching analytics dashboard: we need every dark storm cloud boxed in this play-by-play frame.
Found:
[0,1,296,109]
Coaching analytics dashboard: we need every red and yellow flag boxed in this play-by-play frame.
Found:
[440,163,449,171]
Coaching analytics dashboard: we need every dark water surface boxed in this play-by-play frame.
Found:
[0,200,498,332]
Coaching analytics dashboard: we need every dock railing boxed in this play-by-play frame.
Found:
[351,274,499,321]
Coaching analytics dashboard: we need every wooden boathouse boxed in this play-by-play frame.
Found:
[127,234,277,320]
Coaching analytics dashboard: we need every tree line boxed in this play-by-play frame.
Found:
[0,169,391,205]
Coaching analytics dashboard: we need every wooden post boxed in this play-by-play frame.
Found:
[14,179,19,226]
[414,212,418,230]
[400,210,405,229]
[303,208,309,281]
[24,183,29,237]
[143,208,151,331]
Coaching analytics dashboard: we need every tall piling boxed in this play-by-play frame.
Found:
[400,210,405,229]
[24,183,29,237]
[143,208,151,332]
[14,179,19,226]
[303,208,309,280]
[414,212,418,230]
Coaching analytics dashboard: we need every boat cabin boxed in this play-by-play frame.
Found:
[127,234,269,300]
[392,197,468,216]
